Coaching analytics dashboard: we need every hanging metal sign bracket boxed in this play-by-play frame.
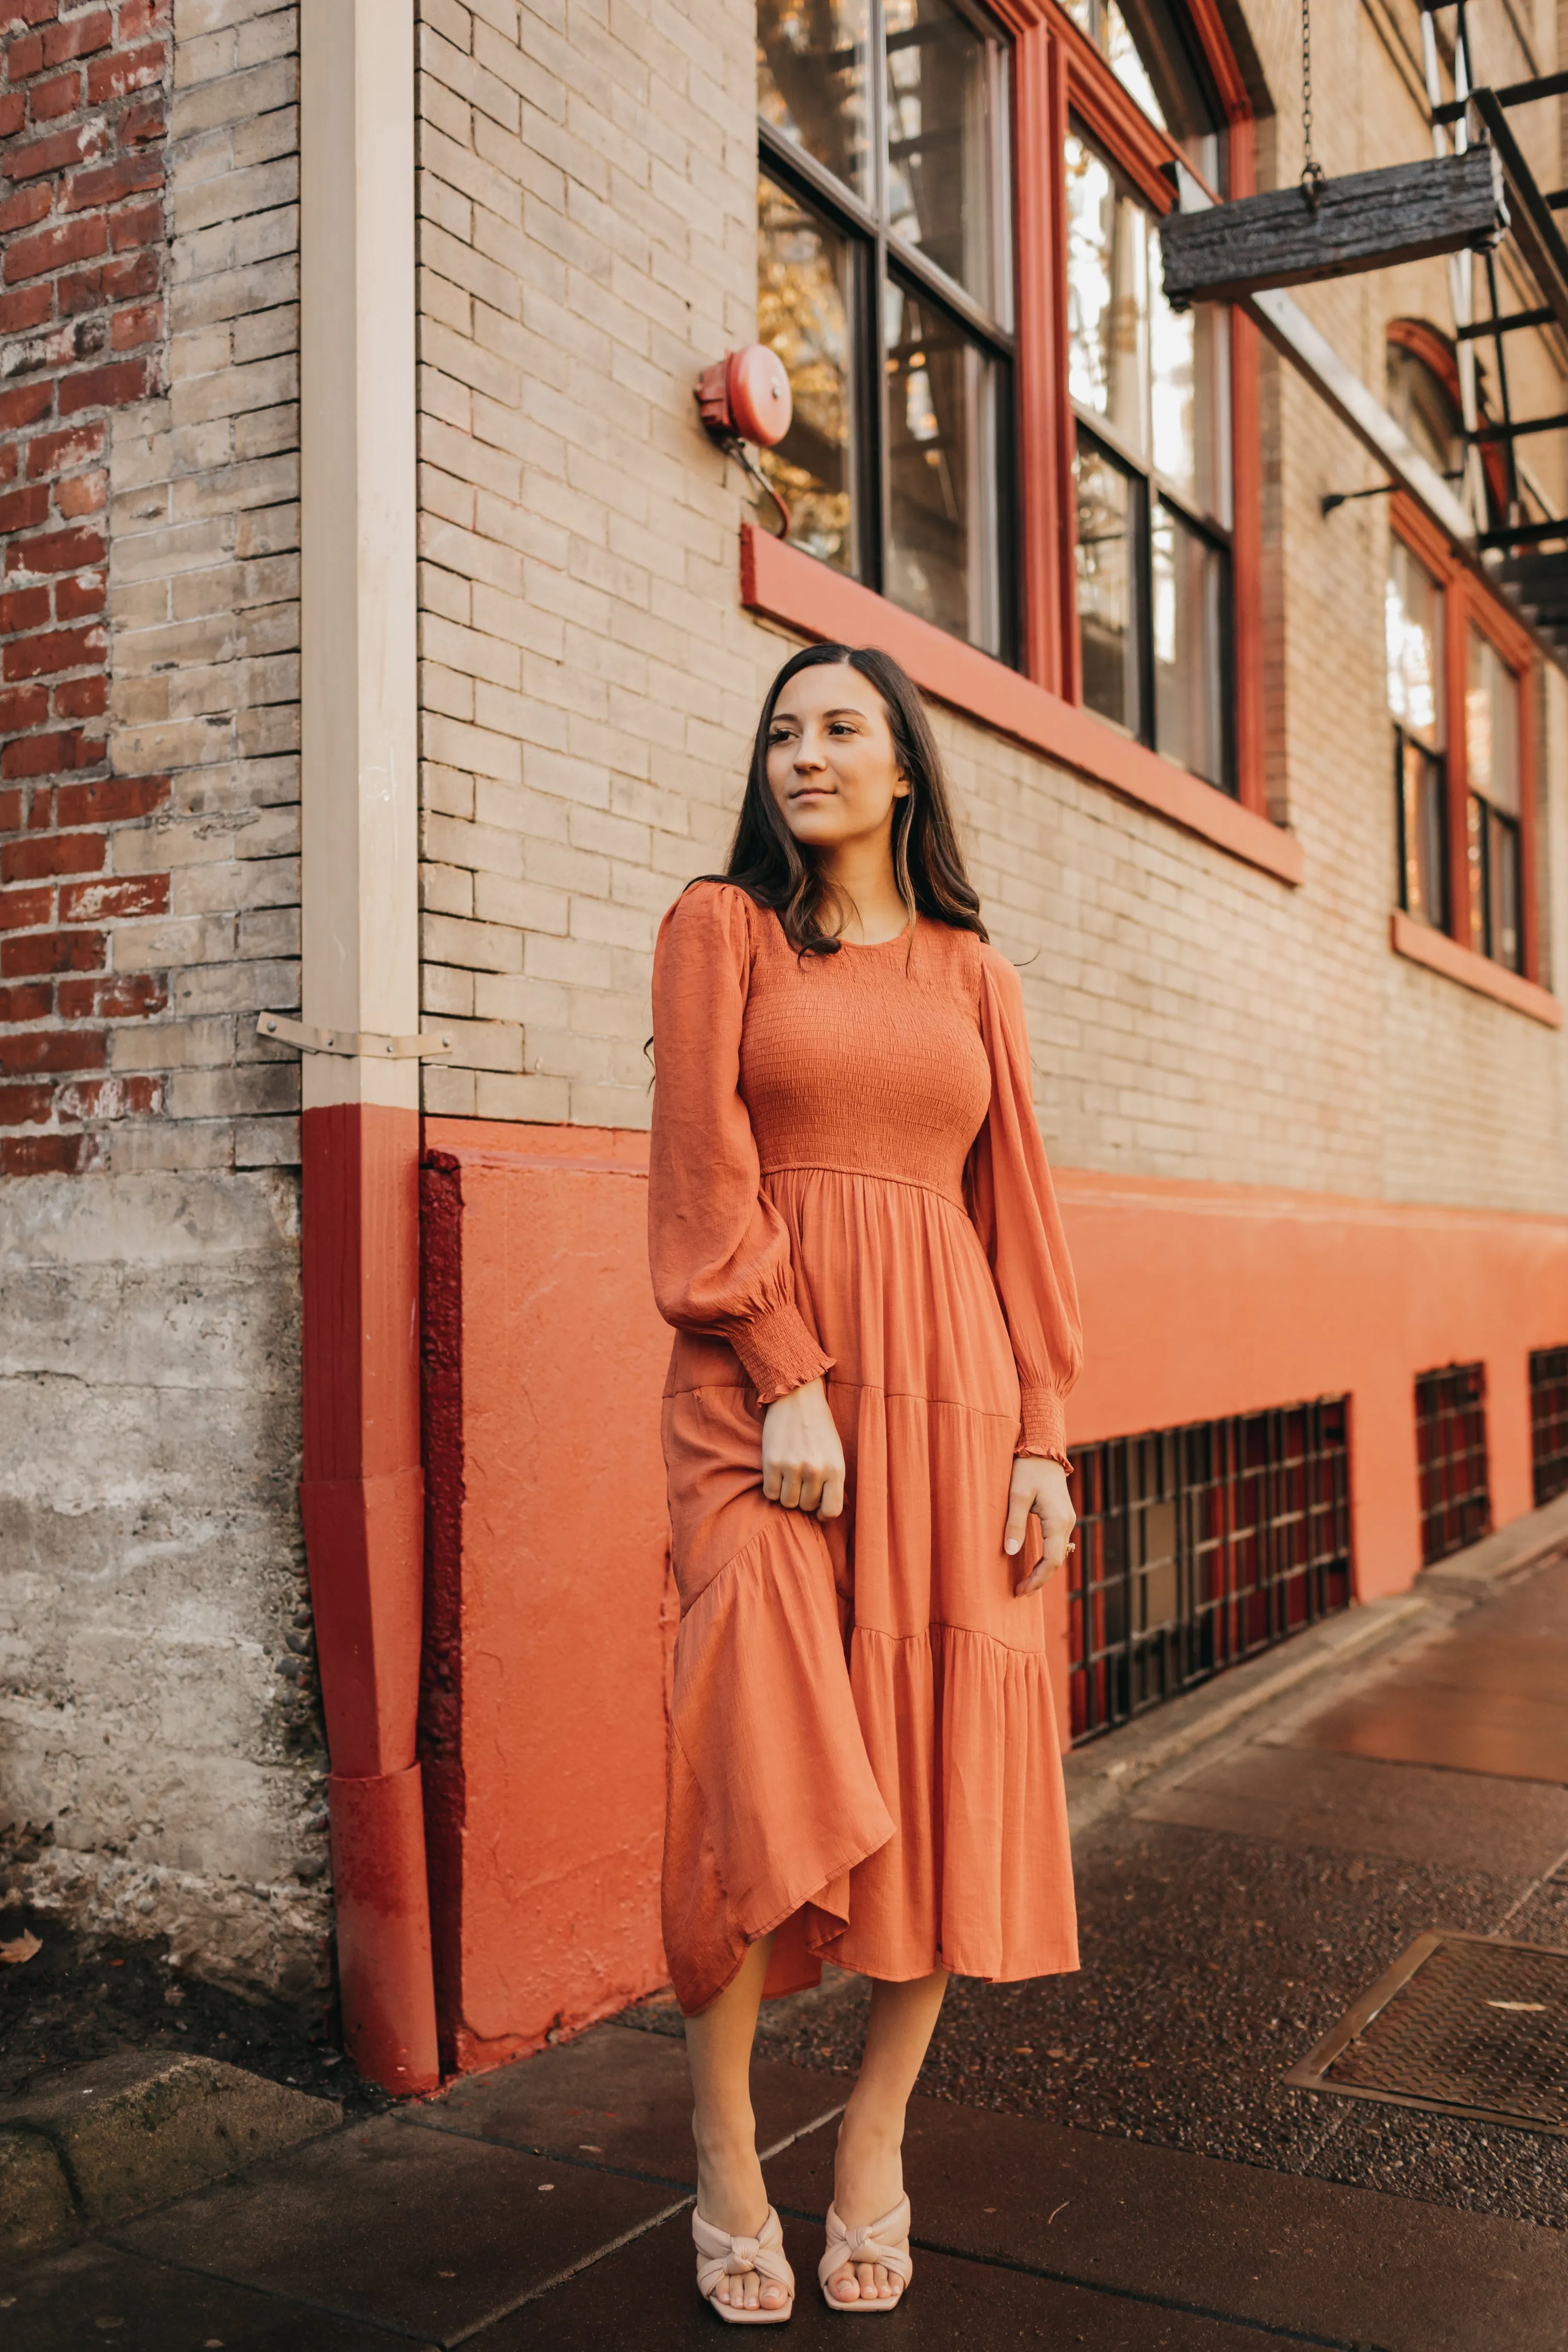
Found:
[256,1013,453,1059]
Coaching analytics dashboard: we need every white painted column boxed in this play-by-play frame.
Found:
[300,0,420,1116]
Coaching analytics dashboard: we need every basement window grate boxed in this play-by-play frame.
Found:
[1067,1397,1351,1745]
[1286,1932,1568,2134]
[1415,1362,1491,1565]
[1530,1345,1568,1508]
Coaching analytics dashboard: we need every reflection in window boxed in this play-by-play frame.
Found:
[757,179,857,571]
[884,0,1008,312]
[885,282,1001,652]
[1065,136,1148,454]
[1386,342,1463,486]
[1074,434,1139,734]
[1067,122,1231,787]
[755,0,1014,655]
[1065,0,1224,183]
[1466,625,1522,971]
[756,0,872,198]
[1387,539,1447,930]
[1152,503,1225,786]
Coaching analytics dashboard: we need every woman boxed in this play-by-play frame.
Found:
[649,644,1082,2322]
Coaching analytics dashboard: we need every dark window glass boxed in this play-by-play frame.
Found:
[885,278,1002,652]
[1465,623,1523,971]
[757,0,873,199]
[884,0,1007,310]
[755,0,1014,658]
[1074,432,1140,733]
[1066,124,1231,787]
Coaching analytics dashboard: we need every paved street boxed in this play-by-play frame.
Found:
[8,1550,1568,2349]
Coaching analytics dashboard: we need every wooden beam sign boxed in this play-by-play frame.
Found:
[1159,145,1508,311]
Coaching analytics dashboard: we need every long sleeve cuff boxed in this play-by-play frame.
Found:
[1016,1386,1069,1465]
[730,1298,835,1404]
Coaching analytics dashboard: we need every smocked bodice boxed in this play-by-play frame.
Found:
[738,916,992,1207]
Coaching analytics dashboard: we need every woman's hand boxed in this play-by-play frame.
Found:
[1004,1457,1075,1596]
[762,1378,845,1520]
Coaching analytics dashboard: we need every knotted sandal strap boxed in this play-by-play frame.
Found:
[692,2204,795,2325]
[818,2195,914,2308]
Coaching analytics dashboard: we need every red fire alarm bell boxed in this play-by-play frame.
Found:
[695,345,792,447]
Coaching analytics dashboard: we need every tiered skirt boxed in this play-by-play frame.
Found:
[661,1167,1078,2014]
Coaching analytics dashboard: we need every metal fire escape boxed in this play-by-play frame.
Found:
[1424,0,1568,656]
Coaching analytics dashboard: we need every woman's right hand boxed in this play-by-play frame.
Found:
[762,1378,845,1520]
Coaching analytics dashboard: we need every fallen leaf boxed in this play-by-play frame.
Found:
[0,1930,41,1965]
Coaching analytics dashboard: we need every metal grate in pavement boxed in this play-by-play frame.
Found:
[1285,1931,1568,2134]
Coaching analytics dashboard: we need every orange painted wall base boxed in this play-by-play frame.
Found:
[420,1119,1568,2070]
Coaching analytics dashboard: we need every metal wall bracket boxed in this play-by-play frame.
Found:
[256,1012,453,1058]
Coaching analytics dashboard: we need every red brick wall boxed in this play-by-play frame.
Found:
[1,0,170,1173]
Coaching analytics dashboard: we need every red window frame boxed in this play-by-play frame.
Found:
[1387,494,1558,1027]
[743,0,1289,882]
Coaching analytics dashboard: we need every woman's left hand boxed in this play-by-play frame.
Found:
[1004,1458,1075,1596]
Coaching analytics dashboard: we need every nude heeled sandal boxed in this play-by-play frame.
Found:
[818,2195,914,2314]
[692,2203,796,2325]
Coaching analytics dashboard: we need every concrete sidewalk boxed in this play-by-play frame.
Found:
[8,1534,1568,2349]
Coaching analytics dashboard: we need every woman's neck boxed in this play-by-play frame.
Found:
[816,838,910,946]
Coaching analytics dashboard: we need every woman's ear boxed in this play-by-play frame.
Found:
[893,769,912,799]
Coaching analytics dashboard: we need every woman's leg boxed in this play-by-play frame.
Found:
[684,1931,782,2314]
[827,1966,949,2305]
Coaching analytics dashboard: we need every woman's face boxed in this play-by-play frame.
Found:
[764,662,910,854]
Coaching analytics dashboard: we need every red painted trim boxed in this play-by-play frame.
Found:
[1390,908,1562,1025]
[301,1099,439,2094]
[742,524,1304,883]
[1015,24,1063,694]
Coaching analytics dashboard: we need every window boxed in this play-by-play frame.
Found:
[746,0,1269,833]
[756,0,1015,656]
[1466,625,1522,972]
[1068,1398,1351,1742]
[1064,0,1225,185]
[1529,1346,1568,1508]
[1387,341,1464,489]
[1066,125,1232,788]
[1387,501,1537,982]
[1414,1363,1490,1566]
[1387,536,1448,931]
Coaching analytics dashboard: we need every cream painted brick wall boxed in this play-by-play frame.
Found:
[414,0,1568,1216]
[106,0,301,1174]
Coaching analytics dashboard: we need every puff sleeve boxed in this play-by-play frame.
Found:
[964,947,1083,1461]
[648,881,834,1402]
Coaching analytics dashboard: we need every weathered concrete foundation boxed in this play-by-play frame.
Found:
[0,1171,329,2005]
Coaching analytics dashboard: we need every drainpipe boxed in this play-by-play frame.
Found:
[295,0,440,2095]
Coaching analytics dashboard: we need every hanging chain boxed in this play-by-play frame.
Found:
[1299,0,1326,212]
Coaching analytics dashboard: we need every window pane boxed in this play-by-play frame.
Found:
[1385,540,1444,747]
[757,180,858,573]
[1065,131,1149,459]
[1491,808,1522,971]
[1386,343,1463,487]
[756,0,872,199]
[1401,736,1447,928]
[1065,0,1224,182]
[1074,430,1140,734]
[1466,625,1520,816]
[883,0,1005,313]
[1470,798,1523,971]
[1151,290,1228,525]
[1152,502,1227,788]
[884,280,1001,651]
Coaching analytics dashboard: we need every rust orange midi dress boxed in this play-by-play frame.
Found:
[648,880,1083,2015]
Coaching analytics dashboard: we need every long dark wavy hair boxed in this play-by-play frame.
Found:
[706,644,987,954]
